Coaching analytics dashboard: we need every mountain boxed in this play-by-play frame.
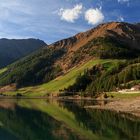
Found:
[0,38,46,68]
[0,22,140,96]
[49,22,140,71]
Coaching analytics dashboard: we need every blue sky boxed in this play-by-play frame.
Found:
[0,0,139,44]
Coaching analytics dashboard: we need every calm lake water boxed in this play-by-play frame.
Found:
[0,99,139,140]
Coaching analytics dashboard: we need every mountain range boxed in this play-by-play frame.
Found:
[0,22,140,96]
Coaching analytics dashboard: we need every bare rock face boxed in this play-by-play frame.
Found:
[51,22,140,51]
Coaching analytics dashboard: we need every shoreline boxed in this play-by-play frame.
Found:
[0,95,118,101]
[85,96,140,118]
[0,95,140,118]
[0,96,138,101]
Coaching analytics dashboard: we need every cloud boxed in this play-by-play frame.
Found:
[0,0,138,44]
[85,8,104,25]
[0,1,86,43]
[59,4,83,23]
[118,0,129,3]
[117,16,124,21]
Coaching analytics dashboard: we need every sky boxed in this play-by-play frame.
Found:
[0,0,139,44]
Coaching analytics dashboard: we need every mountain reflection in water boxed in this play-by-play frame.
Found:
[0,99,139,140]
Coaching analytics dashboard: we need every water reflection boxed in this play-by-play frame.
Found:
[0,99,139,140]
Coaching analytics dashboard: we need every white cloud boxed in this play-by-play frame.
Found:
[117,16,124,22]
[118,0,129,3]
[59,4,83,23]
[85,8,104,25]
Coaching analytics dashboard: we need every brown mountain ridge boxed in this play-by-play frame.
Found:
[50,22,140,70]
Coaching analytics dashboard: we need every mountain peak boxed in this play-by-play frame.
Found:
[50,22,140,52]
[48,22,140,70]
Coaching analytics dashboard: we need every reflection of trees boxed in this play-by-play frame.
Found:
[0,99,139,140]
[0,105,81,140]
[59,100,140,140]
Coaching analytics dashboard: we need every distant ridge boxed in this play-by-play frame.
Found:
[0,38,46,68]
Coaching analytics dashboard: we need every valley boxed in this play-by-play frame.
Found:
[0,1,140,140]
[0,22,139,99]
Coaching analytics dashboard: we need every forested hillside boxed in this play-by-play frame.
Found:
[65,58,140,96]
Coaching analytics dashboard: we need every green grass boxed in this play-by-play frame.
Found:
[40,60,112,91]
[0,68,7,74]
[4,59,123,96]
[23,59,120,96]
[35,59,121,94]
[107,92,140,99]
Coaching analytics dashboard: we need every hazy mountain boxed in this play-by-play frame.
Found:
[0,38,46,68]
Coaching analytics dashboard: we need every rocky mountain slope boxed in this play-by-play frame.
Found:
[51,22,140,70]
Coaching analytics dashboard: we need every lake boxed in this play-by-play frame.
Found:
[0,99,139,140]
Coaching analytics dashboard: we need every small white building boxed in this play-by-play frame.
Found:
[131,84,140,91]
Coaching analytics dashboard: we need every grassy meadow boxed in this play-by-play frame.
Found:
[3,59,121,96]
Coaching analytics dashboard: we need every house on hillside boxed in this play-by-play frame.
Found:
[131,84,140,91]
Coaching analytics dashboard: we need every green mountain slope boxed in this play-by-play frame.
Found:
[0,22,140,96]
[2,59,126,96]
[65,58,140,96]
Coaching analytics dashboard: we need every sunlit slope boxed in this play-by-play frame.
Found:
[5,59,121,96]
[0,68,7,74]
[40,59,119,92]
